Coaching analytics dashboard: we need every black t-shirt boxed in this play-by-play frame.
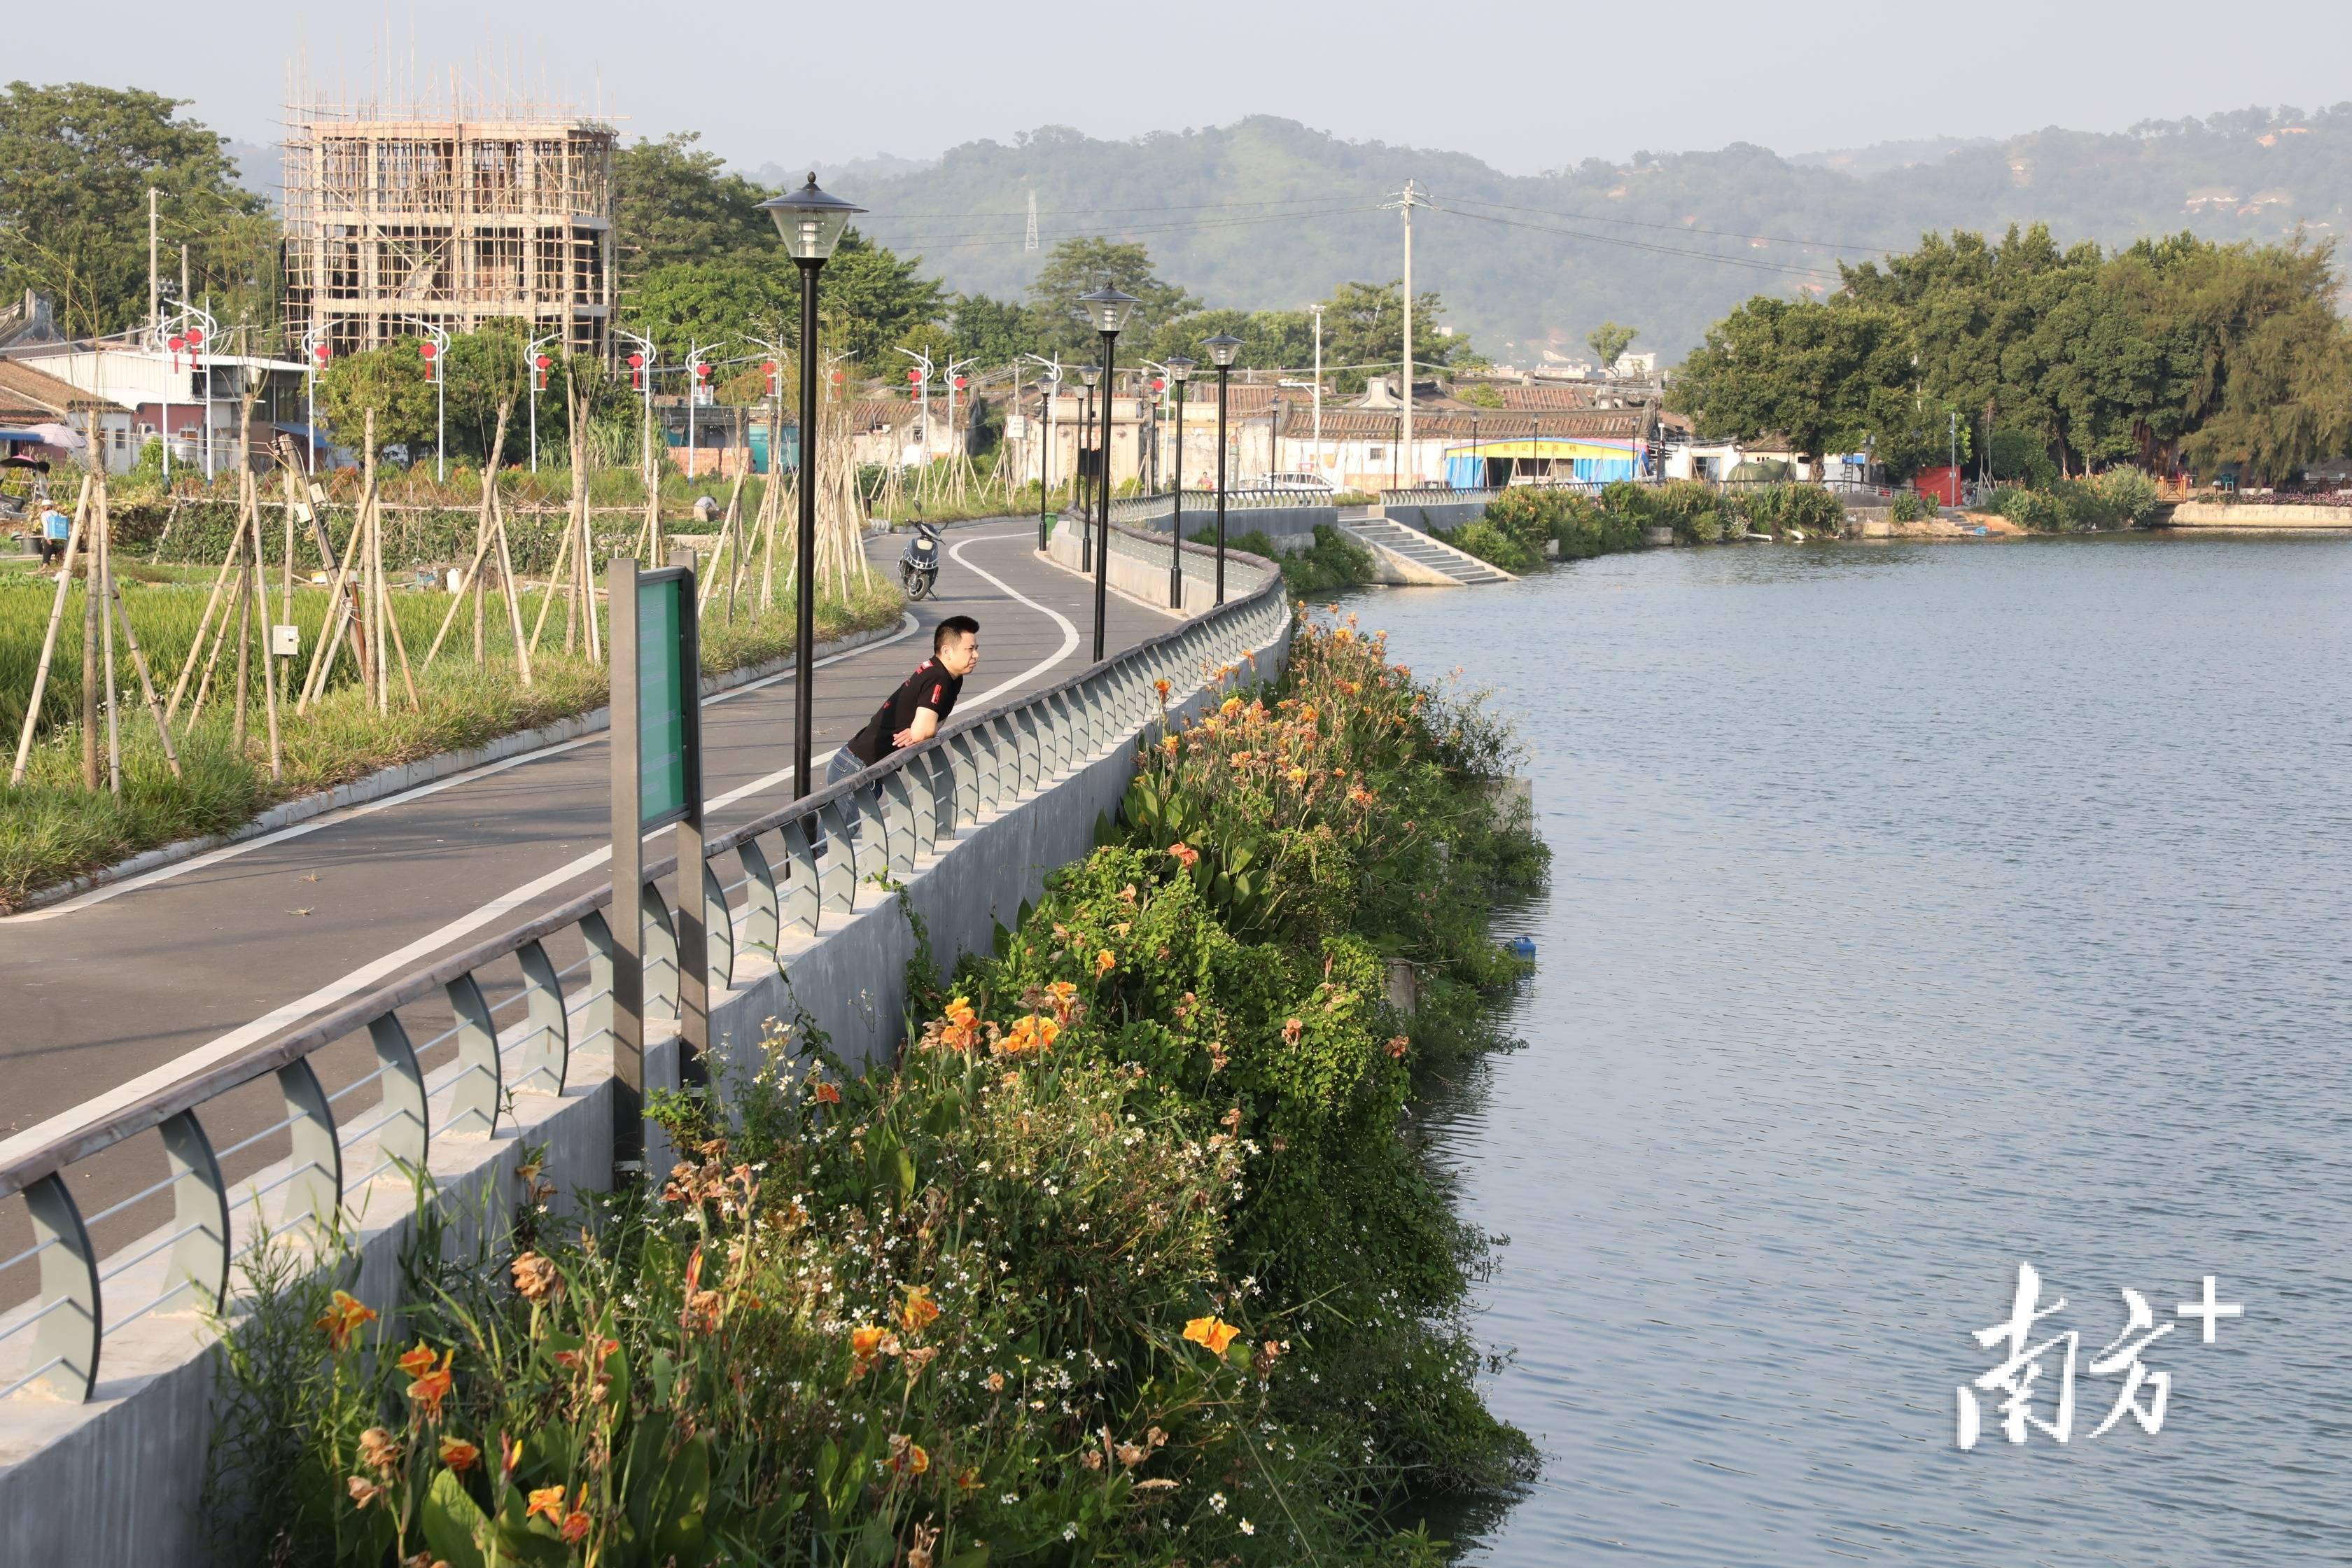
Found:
[847,657,963,765]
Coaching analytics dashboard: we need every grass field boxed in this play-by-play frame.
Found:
[0,568,902,909]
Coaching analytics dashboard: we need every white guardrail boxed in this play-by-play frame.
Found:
[0,556,1290,1406]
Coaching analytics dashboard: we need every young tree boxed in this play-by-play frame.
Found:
[1317,280,1469,392]
[315,340,438,458]
[1586,321,1639,371]
[1667,295,1917,472]
[611,132,776,274]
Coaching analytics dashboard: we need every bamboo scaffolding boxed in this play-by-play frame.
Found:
[424,400,512,669]
[94,467,181,780]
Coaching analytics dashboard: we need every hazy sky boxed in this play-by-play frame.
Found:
[20,0,2352,176]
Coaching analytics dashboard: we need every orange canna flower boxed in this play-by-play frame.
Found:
[1044,979,1081,1023]
[1281,1017,1303,1045]
[1154,678,1172,701]
[347,1475,384,1510]
[938,995,981,1051]
[406,1348,455,1423]
[501,1434,524,1476]
[997,1013,1060,1058]
[850,1323,888,1362]
[811,1080,841,1105]
[899,1287,940,1334]
[955,1466,983,1493]
[437,1434,481,1471]
[358,1426,403,1471]
[1161,734,1180,757]
[1286,766,1308,785]
[395,1340,439,1380]
[1096,949,1116,976]
[316,1289,377,1351]
[1166,841,1199,871]
[1183,1315,1240,1355]
[526,1485,567,1523]
[559,1506,592,1546]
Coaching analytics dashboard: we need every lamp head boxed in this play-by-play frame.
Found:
[1164,354,1196,385]
[758,172,864,262]
[1203,332,1243,369]
[1077,364,1102,389]
[1075,281,1140,337]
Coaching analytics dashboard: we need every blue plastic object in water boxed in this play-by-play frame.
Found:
[1505,935,1537,960]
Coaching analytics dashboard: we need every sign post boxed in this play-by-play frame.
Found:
[608,550,706,1170]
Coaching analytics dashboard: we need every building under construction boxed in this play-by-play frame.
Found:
[281,100,616,361]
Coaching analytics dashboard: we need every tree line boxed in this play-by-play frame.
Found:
[1668,224,2352,485]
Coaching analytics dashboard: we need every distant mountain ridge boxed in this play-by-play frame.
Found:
[816,106,2352,360]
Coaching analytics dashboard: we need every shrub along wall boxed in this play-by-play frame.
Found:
[209,612,1547,1567]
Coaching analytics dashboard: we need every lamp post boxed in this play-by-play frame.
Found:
[1023,354,1061,549]
[616,328,657,486]
[1076,284,1139,660]
[1202,332,1242,606]
[757,172,864,799]
[1164,356,1195,608]
[526,331,560,473]
[1075,363,1101,574]
[405,318,451,481]
[301,323,331,472]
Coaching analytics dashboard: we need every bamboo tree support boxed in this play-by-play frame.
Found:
[7,474,92,787]
[757,469,785,612]
[526,495,575,658]
[726,436,753,619]
[424,401,512,670]
[165,510,249,722]
[298,415,377,712]
[580,486,601,662]
[231,580,253,750]
[95,472,122,794]
[246,488,283,779]
[94,472,181,780]
[80,486,102,790]
[491,490,533,686]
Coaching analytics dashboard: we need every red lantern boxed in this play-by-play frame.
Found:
[762,360,779,394]
[907,368,921,384]
[534,352,552,390]
[627,351,645,390]
[696,361,712,382]
[954,375,967,391]
[419,340,438,382]
[313,342,332,365]
[1152,377,1164,393]
[831,370,844,384]
[183,327,204,346]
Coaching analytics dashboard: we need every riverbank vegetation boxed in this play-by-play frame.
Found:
[1671,224,2352,486]
[209,611,1546,1565]
[1191,525,1380,598]
[0,575,901,909]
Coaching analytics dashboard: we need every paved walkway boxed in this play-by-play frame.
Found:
[0,522,1172,1194]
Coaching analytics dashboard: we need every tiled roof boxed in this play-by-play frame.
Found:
[0,357,119,422]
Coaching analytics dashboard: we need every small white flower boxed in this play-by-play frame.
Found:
[1062,1524,1079,1542]
[1002,1492,1019,1505]
[1239,1519,1256,1536]
[1209,1491,1227,1514]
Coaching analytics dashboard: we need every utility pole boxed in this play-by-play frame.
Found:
[148,188,159,339]
[1383,181,1424,486]
[1310,303,1324,478]
[1025,189,1040,252]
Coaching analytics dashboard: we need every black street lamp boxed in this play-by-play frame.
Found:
[757,172,864,800]
[1075,363,1101,573]
[1037,368,1061,550]
[1164,355,1196,608]
[1076,283,1138,659]
[1202,331,1243,606]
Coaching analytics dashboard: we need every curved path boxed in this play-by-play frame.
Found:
[0,522,1174,1152]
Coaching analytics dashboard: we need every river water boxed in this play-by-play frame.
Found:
[1362,533,2352,1565]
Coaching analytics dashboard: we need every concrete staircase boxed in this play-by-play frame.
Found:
[1340,517,1518,587]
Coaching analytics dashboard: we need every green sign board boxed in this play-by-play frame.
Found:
[636,573,695,830]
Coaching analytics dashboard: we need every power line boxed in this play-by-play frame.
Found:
[891,204,1385,253]
[1428,191,1899,257]
[1432,205,1846,281]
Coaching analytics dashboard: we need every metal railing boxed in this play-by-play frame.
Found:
[1109,487,1334,525]
[0,562,1292,1404]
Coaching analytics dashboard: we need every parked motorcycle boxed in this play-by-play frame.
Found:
[899,522,943,600]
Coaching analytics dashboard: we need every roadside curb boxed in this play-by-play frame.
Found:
[11,619,910,916]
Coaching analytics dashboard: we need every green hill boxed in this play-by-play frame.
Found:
[827,107,2352,363]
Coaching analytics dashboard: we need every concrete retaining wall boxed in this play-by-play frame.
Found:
[1379,498,1490,533]
[2169,500,2352,528]
[0,603,1294,1567]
